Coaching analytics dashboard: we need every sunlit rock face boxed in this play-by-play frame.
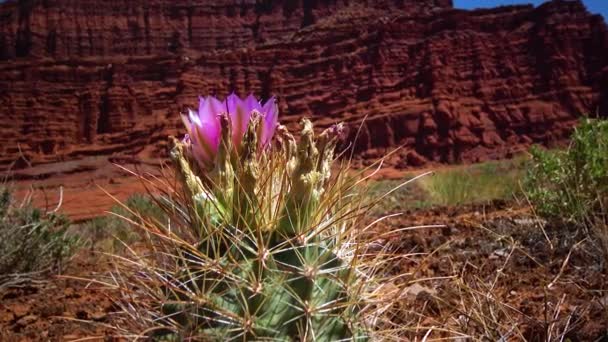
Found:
[0,0,606,170]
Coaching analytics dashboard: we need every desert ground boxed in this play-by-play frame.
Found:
[1,155,607,341]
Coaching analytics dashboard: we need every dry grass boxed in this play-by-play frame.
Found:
[367,157,527,215]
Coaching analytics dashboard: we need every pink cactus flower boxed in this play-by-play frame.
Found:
[181,94,278,168]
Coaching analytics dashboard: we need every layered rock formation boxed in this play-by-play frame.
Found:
[1,0,607,172]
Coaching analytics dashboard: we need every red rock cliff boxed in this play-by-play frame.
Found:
[1,0,606,171]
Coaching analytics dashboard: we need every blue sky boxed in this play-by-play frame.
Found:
[454,0,607,20]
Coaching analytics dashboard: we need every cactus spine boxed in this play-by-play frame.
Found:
[110,112,402,341]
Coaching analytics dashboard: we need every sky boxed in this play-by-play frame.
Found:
[454,0,607,20]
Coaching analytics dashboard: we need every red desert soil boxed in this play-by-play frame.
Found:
[0,256,117,341]
[10,156,164,221]
[1,203,606,340]
[9,156,420,222]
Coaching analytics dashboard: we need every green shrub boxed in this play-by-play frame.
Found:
[524,118,608,263]
[84,193,167,253]
[122,193,168,224]
[84,215,134,253]
[0,186,79,287]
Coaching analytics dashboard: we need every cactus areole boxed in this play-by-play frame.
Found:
[157,94,376,341]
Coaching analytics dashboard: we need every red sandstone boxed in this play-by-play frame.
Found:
[0,0,607,218]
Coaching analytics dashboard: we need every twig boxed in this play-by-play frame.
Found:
[547,238,587,289]
[52,186,64,213]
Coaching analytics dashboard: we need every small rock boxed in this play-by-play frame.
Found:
[405,151,427,167]
[405,283,437,297]
[15,314,38,327]
[11,304,31,318]
[91,312,107,321]
[493,248,509,257]
[63,287,76,297]
[0,310,15,323]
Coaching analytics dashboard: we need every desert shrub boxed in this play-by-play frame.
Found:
[0,186,79,287]
[122,193,168,224]
[524,118,608,264]
[84,193,167,253]
[84,215,135,253]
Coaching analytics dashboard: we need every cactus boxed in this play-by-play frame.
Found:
[109,95,405,341]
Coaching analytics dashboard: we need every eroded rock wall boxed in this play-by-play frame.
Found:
[0,0,606,170]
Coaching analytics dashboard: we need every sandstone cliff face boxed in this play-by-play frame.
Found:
[0,0,606,172]
[0,0,452,59]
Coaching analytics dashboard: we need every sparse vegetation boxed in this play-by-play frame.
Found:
[0,186,79,289]
[368,158,525,215]
[3,111,607,339]
[524,118,608,266]
[366,175,430,214]
[83,193,166,253]
[421,159,524,207]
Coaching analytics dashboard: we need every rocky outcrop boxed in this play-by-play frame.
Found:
[0,0,452,59]
[1,0,607,172]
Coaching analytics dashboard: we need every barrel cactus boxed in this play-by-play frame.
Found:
[110,94,405,341]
